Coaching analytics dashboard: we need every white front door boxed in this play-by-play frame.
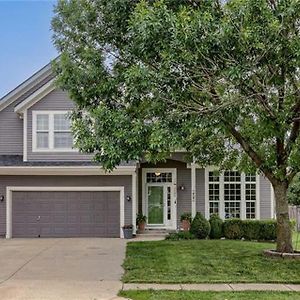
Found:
[143,169,177,230]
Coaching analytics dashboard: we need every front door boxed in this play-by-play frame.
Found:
[143,169,177,229]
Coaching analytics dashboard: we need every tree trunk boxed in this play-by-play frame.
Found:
[273,181,293,253]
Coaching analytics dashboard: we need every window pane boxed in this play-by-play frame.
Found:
[54,114,70,131]
[36,132,49,149]
[246,202,256,219]
[146,172,172,183]
[36,114,49,131]
[225,202,240,219]
[224,171,241,182]
[246,174,256,182]
[209,202,219,216]
[209,171,219,182]
[54,132,73,149]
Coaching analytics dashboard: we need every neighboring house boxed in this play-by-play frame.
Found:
[0,62,274,239]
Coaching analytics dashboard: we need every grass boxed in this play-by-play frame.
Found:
[293,231,300,251]
[122,239,300,283]
[120,290,300,300]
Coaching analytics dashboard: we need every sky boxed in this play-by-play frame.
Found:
[0,0,58,98]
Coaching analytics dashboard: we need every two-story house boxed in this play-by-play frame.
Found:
[0,62,274,238]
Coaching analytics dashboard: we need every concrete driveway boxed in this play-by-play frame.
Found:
[0,238,127,300]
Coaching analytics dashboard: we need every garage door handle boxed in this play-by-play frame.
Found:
[37,216,41,221]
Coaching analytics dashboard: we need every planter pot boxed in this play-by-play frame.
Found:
[138,222,146,232]
[181,220,190,232]
[123,228,133,239]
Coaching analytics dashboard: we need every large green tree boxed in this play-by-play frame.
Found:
[52,0,300,253]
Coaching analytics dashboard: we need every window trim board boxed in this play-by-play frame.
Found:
[32,110,77,153]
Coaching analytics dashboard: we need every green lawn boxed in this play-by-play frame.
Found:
[293,231,300,251]
[120,290,300,300]
[122,239,300,283]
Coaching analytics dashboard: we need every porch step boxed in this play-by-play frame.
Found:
[136,229,174,238]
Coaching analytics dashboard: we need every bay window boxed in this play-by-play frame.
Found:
[33,111,74,152]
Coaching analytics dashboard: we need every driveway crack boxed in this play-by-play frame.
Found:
[0,239,62,286]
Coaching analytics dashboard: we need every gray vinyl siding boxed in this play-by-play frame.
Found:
[0,74,54,156]
[27,89,93,161]
[259,175,273,219]
[176,168,191,226]
[0,103,23,155]
[196,169,205,215]
[0,175,132,236]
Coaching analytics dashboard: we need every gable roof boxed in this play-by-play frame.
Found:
[14,78,55,113]
[0,61,55,112]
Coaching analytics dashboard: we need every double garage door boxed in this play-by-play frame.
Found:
[12,191,120,238]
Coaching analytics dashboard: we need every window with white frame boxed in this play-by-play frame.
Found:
[208,170,257,219]
[208,171,220,216]
[33,111,74,151]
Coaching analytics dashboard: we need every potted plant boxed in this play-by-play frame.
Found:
[180,212,192,232]
[136,213,147,232]
[122,224,133,239]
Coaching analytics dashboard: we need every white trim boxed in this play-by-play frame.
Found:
[132,172,137,234]
[271,183,275,219]
[241,173,246,220]
[23,109,28,162]
[32,110,77,153]
[6,186,125,239]
[191,162,196,218]
[204,167,210,219]
[14,79,55,114]
[0,63,53,112]
[0,166,136,176]
[142,168,177,230]
[256,174,261,220]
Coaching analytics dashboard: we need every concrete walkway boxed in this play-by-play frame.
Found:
[0,238,127,300]
[123,283,300,292]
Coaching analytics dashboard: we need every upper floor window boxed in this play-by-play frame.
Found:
[32,111,74,152]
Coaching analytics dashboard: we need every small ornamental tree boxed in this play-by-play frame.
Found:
[52,0,300,253]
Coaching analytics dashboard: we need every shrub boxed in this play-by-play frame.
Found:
[242,220,261,240]
[165,232,196,241]
[259,220,277,241]
[180,212,192,222]
[209,214,223,239]
[190,212,211,239]
[223,219,243,240]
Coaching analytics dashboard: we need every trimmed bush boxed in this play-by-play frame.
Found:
[190,212,211,239]
[209,214,223,239]
[165,232,196,241]
[222,219,277,241]
[242,220,261,240]
[223,219,243,240]
[259,220,277,241]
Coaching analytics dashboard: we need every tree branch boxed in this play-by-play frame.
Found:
[222,119,277,185]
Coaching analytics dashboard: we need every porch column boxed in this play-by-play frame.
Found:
[191,161,197,218]
[132,172,137,235]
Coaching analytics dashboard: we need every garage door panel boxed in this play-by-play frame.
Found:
[12,190,121,238]
[39,215,52,223]
[13,224,39,237]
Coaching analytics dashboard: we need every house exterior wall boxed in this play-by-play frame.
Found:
[260,175,273,219]
[0,103,23,155]
[0,175,132,236]
[0,74,54,156]
[27,89,93,161]
[196,168,206,215]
